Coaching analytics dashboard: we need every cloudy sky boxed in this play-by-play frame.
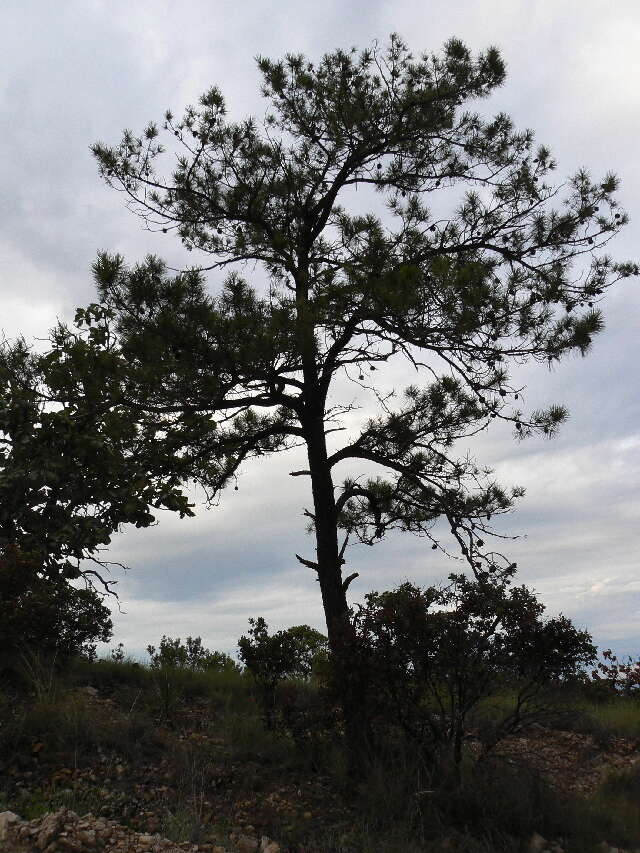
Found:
[2,0,639,660]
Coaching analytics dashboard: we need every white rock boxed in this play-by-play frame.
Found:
[0,811,20,841]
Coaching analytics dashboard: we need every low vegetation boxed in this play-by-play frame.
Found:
[1,591,639,852]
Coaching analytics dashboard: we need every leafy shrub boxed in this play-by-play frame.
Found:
[284,624,329,680]
[110,642,126,663]
[351,576,597,770]
[591,649,640,697]
[144,636,241,722]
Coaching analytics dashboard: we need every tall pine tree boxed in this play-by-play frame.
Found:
[1,36,635,750]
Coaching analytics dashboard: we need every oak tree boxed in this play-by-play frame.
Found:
[351,574,596,769]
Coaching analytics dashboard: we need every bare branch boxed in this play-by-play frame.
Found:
[342,572,359,592]
[295,553,319,572]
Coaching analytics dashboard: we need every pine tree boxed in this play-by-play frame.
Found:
[1,36,635,754]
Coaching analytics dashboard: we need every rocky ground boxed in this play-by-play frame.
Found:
[0,685,353,851]
[492,723,640,796]
[1,682,639,852]
[1,808,637,853]
[0,807,280,852]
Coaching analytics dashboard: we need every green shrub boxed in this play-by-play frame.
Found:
[592,649,640,696]
[283,625,329,680]
[147,635,241,673]
[351,577,597,772]
[238,618,327,729]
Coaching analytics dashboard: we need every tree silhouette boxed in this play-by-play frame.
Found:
[1,36,635,752]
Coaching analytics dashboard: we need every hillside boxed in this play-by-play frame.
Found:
[1,659,639,852]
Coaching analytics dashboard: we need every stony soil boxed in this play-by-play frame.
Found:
[492,723,640,796]
[0,807,280,852]
[1,684,639,852]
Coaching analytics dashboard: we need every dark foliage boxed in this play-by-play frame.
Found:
[349,575,596,768]
[238,618,328,727]
[0,545,112,667]
[0,36,634,758]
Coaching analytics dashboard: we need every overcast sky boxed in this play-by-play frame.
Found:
[1,0,639,661]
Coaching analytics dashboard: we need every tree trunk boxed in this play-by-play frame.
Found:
[295,262,370,770]
[453,716,463,786]
[303,412,371,772]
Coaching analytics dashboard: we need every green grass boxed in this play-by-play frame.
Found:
[574,696,640,741]
[0,690,169,769]
[469,682,640,747]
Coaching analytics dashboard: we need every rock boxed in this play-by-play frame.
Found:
[528,833,548,853]
[77,828,98,846]
[35,808,68,848]
[0,811,20,840]
[78,685,99,698]
[0,808,280,853]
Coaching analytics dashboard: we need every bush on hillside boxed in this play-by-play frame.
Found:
[350,575,597,770]
[146,635,240,673]
[591,649,640,697]
[238,618,328,728]
[283,624,329,680]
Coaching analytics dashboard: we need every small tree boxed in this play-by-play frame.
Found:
[1,36,635,756]
[237,618,298,727]
[285,624,329,680]
[352,575,596,771]
[202,649,242,674]
[0,544,113,669]
[110,642,126,663]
